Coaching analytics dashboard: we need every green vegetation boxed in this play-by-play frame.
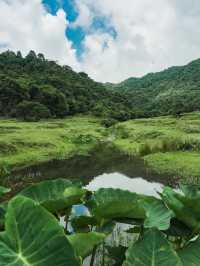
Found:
[0,112,200,181]
[1,179,200,265]
[0,51,135,121]
[0,116,105,171]
[1,50,200,122]
[1,49,200,266]
[113,112,200,180]
[109,58,200,117]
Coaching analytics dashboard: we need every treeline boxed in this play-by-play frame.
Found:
[0,50,200,122]
[109,59,200,116]
[0,51,134,122]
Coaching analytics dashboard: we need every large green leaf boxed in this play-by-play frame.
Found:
[161,187,200,231]
[71,215,98,227]
[71,215,98,233]
[123,229,181,266]
[86,188,146,221]
[178,237,200,266]
[67,232,105,258]
[0,196,80,266]
[20,179,86,213]
[140,197,174,230]
[180,184,200,198]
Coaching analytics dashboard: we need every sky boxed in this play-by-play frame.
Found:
[1,0,200,83]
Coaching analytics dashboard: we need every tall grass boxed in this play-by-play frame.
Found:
[138,137,200,156]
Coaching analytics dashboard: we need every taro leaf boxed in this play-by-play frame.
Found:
[123,229,182,266]
[161,186,200,231]
[180,184,200,198]
[0,196,80,266]
[178,237,200,266]
[140,197,174,230]
[0,186,10,198]
[71,215,98,233]
[67,232,105,258]
[106,245,127,266]
[20,179,86,213]
[86,188,146,221]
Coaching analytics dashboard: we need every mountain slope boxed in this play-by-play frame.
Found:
[0,51,133,121]
[108,59,200,116]
[0,50,200,121]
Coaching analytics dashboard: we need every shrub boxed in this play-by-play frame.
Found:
[16,101,51,121]
[101,118,117,128]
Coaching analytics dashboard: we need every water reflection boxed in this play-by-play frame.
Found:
[10,144,174,193]
[86,172,163,198]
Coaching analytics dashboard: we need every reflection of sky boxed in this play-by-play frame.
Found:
[60,173,164,228]
[86,172,164,198]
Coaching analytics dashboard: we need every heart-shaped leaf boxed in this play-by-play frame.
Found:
[0,196,80,266]
[161,187,200,231]
[140,197,174,230]
[123,229,182,266]
[20,179,86,213]
[67,232,105,258]
[86,188,146,221]
[178,237,200,266]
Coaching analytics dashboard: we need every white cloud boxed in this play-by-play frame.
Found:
[71,1,93,28]
[1,0,200,82]
[0,0,80,70]
[74,0,200,82]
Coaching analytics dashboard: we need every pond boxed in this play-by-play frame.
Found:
[10,144,176,195]
[8,144,177,266]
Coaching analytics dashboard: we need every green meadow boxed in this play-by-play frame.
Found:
[0,112,200,181]
[113,112,200,180]
[0,116,105,171]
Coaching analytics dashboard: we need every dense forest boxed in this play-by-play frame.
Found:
[0,50,200,122]
[0,51,134,122]
[109,59,200,117]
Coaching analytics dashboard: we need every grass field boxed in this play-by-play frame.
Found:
[113,112,200,180]
[0,116,105,172]
[0,112,200,181]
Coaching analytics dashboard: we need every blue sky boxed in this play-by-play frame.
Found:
[1,0,200,82]
[42,0,116,58]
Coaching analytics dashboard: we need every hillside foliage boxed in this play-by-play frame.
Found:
[109,59,200,117]
[0,50,200,121]
[0,51,134,121]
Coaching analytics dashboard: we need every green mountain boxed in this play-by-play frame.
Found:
[109,59,200,116]
[0,50,200,122]
[0,51,133,121]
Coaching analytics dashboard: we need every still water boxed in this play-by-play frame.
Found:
[11,144,175,193]
[11,145,176,266]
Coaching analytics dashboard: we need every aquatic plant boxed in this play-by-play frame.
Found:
[0,179,200,265]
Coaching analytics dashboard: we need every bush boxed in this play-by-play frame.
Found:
[101,118,117,128]
[16,101,51,121]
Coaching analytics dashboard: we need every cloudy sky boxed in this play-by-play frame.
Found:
[0,0,200,83]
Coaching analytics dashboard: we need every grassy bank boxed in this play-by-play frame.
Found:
[0,116,106,172]
[113,112,200,180]
[0,112,200,182]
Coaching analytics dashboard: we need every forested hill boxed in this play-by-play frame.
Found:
[108,59,200,116]
[0,50,200,122]
[0,51,134,122]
